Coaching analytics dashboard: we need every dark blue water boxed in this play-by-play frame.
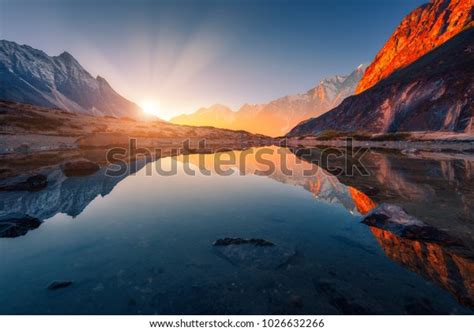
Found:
[0,148,472,314]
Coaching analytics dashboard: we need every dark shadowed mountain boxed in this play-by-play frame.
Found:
[0,40,142,118]
[287,27,474,136]
[171,65,366,137]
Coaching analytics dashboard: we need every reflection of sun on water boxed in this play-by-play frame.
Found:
[140,100,160,117]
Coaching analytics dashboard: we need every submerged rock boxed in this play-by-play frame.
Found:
[213,237,295,270]
[0,215,42,238]
[0,174,47,192]
[362,203,454,243]
[213,238,274,247]
[47,281,73,290]
[63,160,100,177]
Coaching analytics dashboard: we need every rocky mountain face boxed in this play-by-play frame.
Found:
[171,65,365,137]
[356,0,473,93]
[288,26,473,136]
[0,40,142,118]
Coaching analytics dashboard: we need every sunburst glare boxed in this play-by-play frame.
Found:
[140,100,160,117]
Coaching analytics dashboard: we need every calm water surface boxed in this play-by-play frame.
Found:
[0,147,473,314]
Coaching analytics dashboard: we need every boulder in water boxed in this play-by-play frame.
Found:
[0,215,42,238]
[213,237,274,247]
[362,203,454,243]
[47,281,73,290]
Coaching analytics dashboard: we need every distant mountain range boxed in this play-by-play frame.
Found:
[0,40,142,118]
[288,0,473,136]
[171,65,366,137]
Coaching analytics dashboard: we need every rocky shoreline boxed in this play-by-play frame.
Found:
[285,135,474,153]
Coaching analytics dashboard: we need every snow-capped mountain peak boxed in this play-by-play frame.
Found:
[171,65,367,137]
[0,40,142,118]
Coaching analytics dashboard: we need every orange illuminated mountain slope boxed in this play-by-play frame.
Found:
[356,0,473,94]
[171,66,365,137]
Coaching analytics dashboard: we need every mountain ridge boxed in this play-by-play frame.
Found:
[287,27,474,136]
[0,40,142,118]
[171,65,366,137]
[356,0,473,93]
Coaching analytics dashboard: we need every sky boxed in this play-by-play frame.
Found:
[0,0,425,119]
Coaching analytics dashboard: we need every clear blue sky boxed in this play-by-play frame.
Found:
[0,0,425,119]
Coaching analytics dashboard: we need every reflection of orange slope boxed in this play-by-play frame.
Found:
[308,179,322,196]
[370,227,474,308]
[177,146,318,177]
[178,147,365,213]
[348,186,377,215]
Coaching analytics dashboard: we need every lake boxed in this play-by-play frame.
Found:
[0,146,473,314]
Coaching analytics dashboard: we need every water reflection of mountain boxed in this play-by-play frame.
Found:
[2,147,473,241]
[290,146,474,308]
[178,147,370,214]
[183,147,474,308]
[1,146,473,309]
[291,147,474,247]
[0,159,148,224]
[1,147,369,238]
[370,227,474,308]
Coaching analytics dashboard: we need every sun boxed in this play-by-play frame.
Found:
[140,100,160,117]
